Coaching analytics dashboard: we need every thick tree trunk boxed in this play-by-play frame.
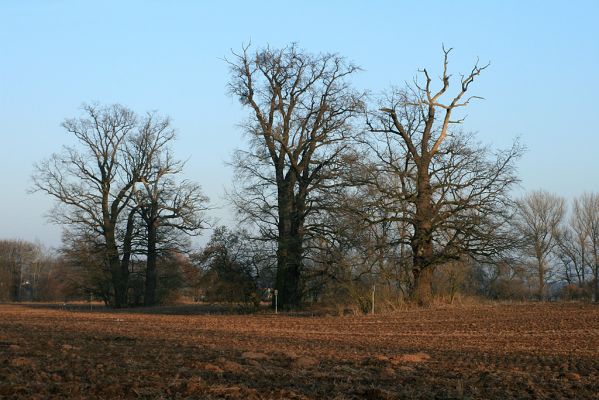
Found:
[411,267,434,305]
[275,233,303,310]
[274,185,304,310]
[9,267,20,302]
[411,224,435,305]
[109,252,127,308]
[537,258,546,300]
[144,223,158,307]
[119,209,136,305]
[106,227,127,308]
[410,160,435,306]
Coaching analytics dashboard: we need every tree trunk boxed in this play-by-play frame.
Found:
[109,253,126,308]
[538,258,546,300]
[9,265,20,302]
[410,160,435,306]
[411,267,433,305]
[581,247,586,284]
[275,233,303,310]
[106,227,127,308]
[119,209,136,305]
[274,185,304,310]
[145,223,158,307]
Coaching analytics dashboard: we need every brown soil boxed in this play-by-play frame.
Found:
[1,302,598,399]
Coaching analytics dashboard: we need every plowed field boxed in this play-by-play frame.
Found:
[1,303,598,399]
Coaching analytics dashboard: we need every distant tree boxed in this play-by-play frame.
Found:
[515,190,565,300]
[300,187,412,310]
[0,239,74,302]
[151,251,190,305]
[365,48,522,305]
[0,240,40,301]
[59,229,112,304]
[194,227,267,307]
[481,260,534,300]
[574,193,599,302]
[555,198,591,290]
[227,44,364,309]
[555,227,587,287]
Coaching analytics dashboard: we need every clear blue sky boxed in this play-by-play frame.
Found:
[1,0,598,248]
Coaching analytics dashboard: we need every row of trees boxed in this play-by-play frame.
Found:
[516,191,599,300]
[195,191,599,310]
[228,44,523,308]
[16,43,596,309]
[2,193,596,308]
[0,238,205,305]
[0,240,59,302]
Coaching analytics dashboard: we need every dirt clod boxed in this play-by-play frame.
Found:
[290,356,319,369]
[241,351,269,360]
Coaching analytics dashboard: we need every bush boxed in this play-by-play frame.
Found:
[561,283,591,301]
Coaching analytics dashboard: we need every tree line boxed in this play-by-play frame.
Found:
[1,43,594,309]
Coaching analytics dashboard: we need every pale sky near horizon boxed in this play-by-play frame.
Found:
[1,1,598,249]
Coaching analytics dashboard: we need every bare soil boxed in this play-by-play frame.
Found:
[1,302,598,399]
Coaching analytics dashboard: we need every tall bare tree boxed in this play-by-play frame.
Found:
[366,48,521,304]
[515,190,565,299]
[227,44,364,309]
[32,104,175,307]
[132,127,209,306]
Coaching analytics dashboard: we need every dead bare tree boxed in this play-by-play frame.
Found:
[515,190,565,300]
[227,43,364,309]
[366,48,521,304]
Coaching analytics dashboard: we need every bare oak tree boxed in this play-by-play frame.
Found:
[515,190,565,299]
[227,44,364,309]
[33,104,177,307]
[366,48,521,304]
[132,125,209,306]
